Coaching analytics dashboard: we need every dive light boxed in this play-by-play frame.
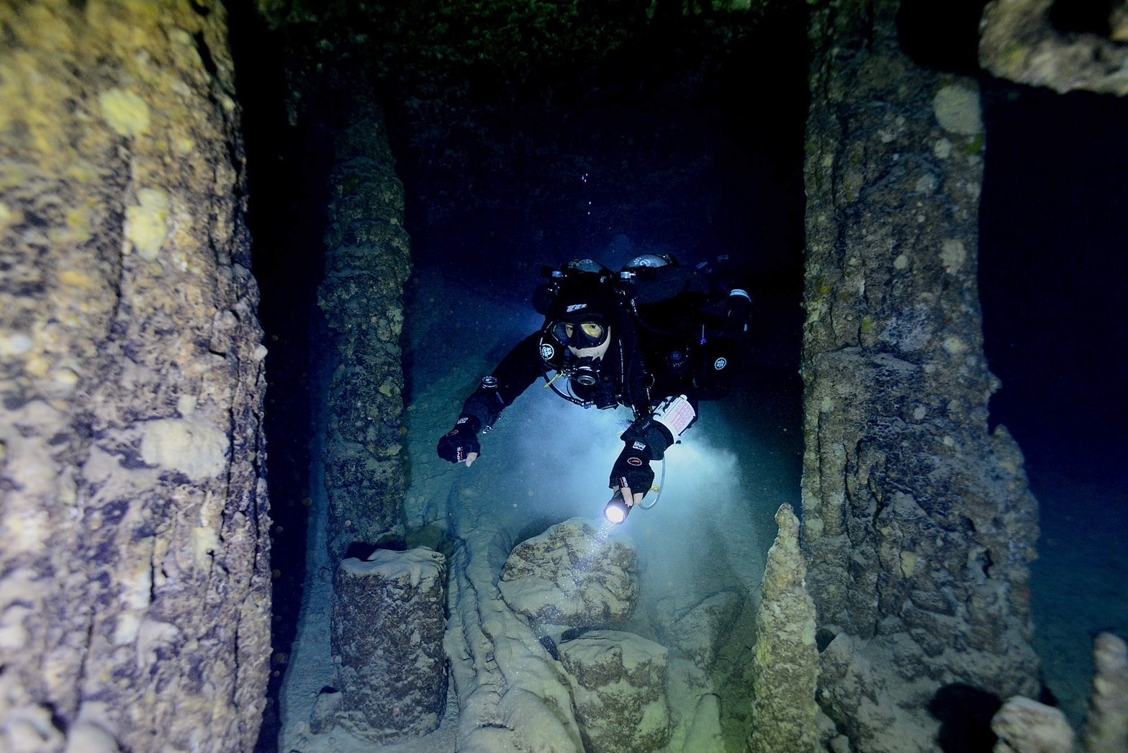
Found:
[604,489,632,525]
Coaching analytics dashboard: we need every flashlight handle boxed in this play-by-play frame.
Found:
[611,485,631,507]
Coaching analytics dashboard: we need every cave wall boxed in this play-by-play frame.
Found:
[0,1,270,750]
[800,0,1041,747]
[980,0,1128,96]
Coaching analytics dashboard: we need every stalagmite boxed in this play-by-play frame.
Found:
[747,503,819,753]
[1080,632,1128,753]
[328,547,447,744]
[317,94,412,560]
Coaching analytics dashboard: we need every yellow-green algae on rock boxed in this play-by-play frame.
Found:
[0,1,269,751]
[747,504,819,753]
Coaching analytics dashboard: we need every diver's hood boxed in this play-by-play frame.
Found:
[534,260,622,323]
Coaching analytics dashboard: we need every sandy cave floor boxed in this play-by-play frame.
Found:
[277,267,1126,751]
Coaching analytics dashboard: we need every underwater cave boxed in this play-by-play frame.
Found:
[1,0,1126,751]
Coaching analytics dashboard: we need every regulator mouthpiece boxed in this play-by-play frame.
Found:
[604,492,631,525]
[574,366,599,387]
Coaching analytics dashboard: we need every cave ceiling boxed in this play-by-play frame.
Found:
[247,0,808,275]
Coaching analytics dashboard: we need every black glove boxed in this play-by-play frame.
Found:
[610,440,654,498]
[437,415,481,464]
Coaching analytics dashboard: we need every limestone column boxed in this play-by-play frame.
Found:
[0,2,270,748]
[802,0,1040,746]
[316,91,411,560]
[328,547,447,744]
[0,1,270,751]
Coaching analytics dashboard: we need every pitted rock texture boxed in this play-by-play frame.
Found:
[0,1,269,750]
[499,518,639,627]
[992,696,1075,752]
[558,630,671,753]
[747,504,819,753]
[981,0,1128,97]
[650,589,743,670]
[802,0,1039,747]
[330,547,447,744]
[317,92,411,559]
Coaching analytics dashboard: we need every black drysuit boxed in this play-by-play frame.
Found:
[438,264,750,495]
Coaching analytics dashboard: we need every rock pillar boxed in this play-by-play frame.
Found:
[802,0,1040,746]
[0,1,270,750]
[747,504,819,753]
[317,93,411,560]
[329,547,447,744]
[1081,633,1128,753]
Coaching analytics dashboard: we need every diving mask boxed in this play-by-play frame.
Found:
[551,319,608,348]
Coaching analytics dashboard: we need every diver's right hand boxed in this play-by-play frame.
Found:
[437,415,481,466]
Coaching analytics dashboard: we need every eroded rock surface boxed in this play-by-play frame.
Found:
[499,518,640,627]
[650,590,743,670]
[747,504,819,753]
[329,547,447,744]
[0,1,269,750]
[317,93,412,560]
[559,630,671,753]
[992,696,1075,753]
[802,0,1039,747]
[981,0,1128,96]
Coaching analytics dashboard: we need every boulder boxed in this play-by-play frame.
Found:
[650,589,743,669]
[991,696,1074,752]
[329,547,447,744]
[499,518,639,626]
[558,630,671,753]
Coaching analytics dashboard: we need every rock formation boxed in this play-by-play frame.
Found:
[650,589,744,671]
[558,630,671,753]
[802,0,1040,747]
[317,92,412,560]
[990,632,1128,753]
[992,696,1076,752]
[980,0,1128,96]
[499,518,640,628]
[328,547,447,744]
[747,504,819,753]
[0,1,270,750]
[1080,632,1128,753]
[446,513,584,752]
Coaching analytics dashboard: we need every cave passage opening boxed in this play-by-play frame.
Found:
[233,0,1128,744]
[979,81,1128,726]
[237,2,813,749]
[386,7,813,748]
[231,0,1128,747]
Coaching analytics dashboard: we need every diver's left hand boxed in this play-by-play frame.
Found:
[610,442,653,506]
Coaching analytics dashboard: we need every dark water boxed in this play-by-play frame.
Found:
[980,83,1128,724]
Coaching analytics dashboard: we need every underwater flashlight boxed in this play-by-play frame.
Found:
[604,490,631,525]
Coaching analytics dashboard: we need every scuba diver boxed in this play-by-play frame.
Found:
[436,254,752,523]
